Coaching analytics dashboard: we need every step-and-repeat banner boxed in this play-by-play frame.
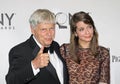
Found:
[0,0,120,84]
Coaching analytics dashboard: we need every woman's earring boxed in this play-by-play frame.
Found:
[75,34,77,37]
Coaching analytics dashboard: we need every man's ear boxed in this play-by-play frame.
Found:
[30,25,34,34]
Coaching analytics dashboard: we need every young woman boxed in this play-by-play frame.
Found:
[60,11,110,84]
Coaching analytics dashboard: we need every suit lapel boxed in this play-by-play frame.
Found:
[32,45,40,58]
[46,62,60,82]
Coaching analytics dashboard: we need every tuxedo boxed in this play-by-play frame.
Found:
[6,35,69,84]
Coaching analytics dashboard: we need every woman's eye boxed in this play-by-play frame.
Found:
[88,25,93,29]
[79,28,84,31]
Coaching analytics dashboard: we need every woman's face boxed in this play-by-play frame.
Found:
[75,21,94,47]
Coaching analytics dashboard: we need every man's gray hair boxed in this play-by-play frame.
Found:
[29,9,56,28]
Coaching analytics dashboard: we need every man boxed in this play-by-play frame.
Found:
[6,9,69,84]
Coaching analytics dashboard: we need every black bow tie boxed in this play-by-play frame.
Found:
[43,46,54,54]
[43,47,49,53]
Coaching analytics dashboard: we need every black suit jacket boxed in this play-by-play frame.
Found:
[6,35,69,84]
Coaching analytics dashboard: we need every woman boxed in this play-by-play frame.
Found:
[60,11,110,84]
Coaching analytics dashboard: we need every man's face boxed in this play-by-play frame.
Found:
[31,23,55,47]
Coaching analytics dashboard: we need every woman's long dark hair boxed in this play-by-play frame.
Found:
[69,11,99,63]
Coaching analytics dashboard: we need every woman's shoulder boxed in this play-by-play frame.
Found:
[60,43,70,58]
[60,43,70,53]
[98,46,109,52]
[98,46,110,57]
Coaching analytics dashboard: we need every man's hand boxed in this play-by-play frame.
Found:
[32,46,50,69]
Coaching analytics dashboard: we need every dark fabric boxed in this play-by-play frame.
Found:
[43,46,53,53]
[6,35,69,84]
[43,47,49,53]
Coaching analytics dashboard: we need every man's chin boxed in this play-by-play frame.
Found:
[45,42,52,47]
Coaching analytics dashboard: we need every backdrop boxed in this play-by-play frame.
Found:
[0,0,120,84]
